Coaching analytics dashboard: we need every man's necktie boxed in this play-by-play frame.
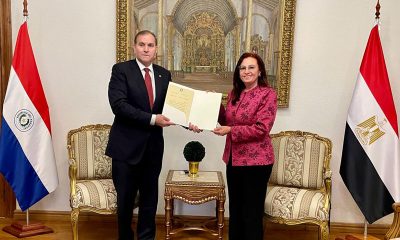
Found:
[144,68,154,109]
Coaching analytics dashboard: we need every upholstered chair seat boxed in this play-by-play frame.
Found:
[72,179,117,212]
[265,186,329,222]
[68,124,138,240]
[265,131,332,240]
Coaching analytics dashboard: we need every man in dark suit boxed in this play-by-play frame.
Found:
[106,30,173,240]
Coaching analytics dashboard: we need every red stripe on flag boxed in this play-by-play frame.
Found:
[360,25,398,136]
[12,22,51,133]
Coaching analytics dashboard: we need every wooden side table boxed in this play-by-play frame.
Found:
[164,170,226,240]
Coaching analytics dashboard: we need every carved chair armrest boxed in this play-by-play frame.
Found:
[324,170,332,180]
[67,144,78,207]
[322,169,332,211]
[385,203,400,239]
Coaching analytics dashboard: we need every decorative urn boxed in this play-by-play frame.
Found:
[183,141,205,177]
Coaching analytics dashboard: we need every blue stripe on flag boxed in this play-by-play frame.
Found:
[0,117,49,211]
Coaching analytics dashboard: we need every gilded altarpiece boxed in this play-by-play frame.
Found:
[181,12,225,73]
[250,34,267,64]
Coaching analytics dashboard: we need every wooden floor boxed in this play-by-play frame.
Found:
[0,217,386,240]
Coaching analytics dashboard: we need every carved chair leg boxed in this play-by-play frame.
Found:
[71,208,80,240]
[319,222,329,240]
[385,203,400,240]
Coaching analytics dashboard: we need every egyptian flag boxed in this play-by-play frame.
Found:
[340,24,400,223]
[0,22,58,210]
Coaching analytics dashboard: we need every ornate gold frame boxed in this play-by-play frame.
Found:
[116,0,296,108]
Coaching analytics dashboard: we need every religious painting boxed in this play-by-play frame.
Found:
[116,0,296,107]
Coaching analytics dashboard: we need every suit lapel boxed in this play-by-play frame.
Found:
[153,66,165,108]
[131,60,146,90]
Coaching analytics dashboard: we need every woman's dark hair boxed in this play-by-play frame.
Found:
[231,52,268,105]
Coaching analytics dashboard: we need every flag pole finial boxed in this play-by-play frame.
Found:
[375,0,381,19]
[23,0,28,17]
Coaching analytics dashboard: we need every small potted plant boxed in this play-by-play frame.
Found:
[183,141,205,177]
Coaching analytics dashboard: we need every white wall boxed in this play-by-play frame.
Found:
[10,0,400,225]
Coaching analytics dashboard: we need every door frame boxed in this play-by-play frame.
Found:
[0,0,16,218]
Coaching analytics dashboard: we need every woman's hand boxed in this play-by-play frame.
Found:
[212,126,231,136]
[188,122,202,133]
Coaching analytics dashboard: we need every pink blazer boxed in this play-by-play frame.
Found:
[219,86,277,166]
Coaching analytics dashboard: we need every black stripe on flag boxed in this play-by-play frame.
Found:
[340,123,394,223]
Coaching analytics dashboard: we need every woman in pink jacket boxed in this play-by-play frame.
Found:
[213,52,277,240]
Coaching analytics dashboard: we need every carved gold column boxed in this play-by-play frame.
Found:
[116,0,129,62]
[128,0,135,59]
[157,0,164,65]
[235,18,242,63]
[166,15,174,70]
[245,0,253,52]
[267,33,274,73]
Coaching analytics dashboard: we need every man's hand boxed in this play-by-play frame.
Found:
[155,114,174,127]
[212,126,231,136]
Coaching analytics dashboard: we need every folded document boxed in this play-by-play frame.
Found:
[162,82,222,131]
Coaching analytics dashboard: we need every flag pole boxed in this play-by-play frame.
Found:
[22,0,32,231]
[23,0,28,16]
[376,2,400,239]
[26,209,29,226]
[363,218,368,239]
[23,0,28,22]
[375,0,380,20]
[375,0,380,26]
[360,2,379,240]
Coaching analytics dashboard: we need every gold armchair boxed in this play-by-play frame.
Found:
[67,124,138,240]
[264,131,332,240]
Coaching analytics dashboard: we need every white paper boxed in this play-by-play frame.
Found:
[162,82,222,130]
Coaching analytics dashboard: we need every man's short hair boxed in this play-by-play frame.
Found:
[134,30,157,46]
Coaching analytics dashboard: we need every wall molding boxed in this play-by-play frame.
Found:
[0,0,14,218]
